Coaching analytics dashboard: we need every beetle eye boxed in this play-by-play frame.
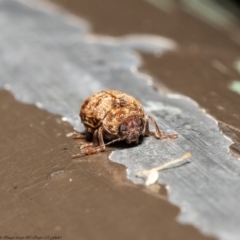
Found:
[136,117,143,128]
[120,124,127,132]
[137,117,142,126]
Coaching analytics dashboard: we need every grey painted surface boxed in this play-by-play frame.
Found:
[0,0,240,239]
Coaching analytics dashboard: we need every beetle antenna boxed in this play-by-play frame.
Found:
[104,136,126,146]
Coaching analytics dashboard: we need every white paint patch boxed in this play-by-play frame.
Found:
[4,84,11,91]
[144,100,182,114]
[0,0,176,132]
[85,34,177,54]
[1,1,240,240]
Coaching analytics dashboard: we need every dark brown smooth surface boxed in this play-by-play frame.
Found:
[0,90,215,239]
[49,0,240,158]
[2,0,239,239]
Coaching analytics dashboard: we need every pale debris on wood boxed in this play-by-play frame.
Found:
[66,132,74,137]
[135,152,191,186]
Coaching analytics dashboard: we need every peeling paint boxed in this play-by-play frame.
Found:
[0,1,240,240]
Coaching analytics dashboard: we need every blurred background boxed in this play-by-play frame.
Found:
[1,0,240,240]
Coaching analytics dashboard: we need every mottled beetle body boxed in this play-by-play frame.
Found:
[81,90,144,141]
[71,90,177,158]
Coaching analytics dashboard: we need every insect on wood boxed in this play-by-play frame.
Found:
[71,90,177,158]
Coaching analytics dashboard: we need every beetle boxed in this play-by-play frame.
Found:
[71,90,177,158]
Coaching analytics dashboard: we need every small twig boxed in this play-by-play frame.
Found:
[151,152,191,172]
[135,152,191,186]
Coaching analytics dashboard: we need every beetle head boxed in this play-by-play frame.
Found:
[119,116,144,144]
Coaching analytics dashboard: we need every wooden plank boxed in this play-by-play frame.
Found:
[0,0,239,239]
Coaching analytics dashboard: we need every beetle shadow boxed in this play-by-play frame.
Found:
[109,135,144,150]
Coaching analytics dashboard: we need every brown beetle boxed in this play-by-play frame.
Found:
[71,90,177,158]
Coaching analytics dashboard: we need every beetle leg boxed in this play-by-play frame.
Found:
[72,131,85,139]
[81,127,106,155]
[72,127,105,158]
[92,129,99,146]
[73,128,93,140]
[77,129,98,149]
[73,131,89,148]
[71,152,85,159]
[82,145,106,155]
[144,115,178,139]
[144,118,154,136]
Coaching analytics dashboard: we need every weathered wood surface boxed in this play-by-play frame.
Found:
[0,0,239,240]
